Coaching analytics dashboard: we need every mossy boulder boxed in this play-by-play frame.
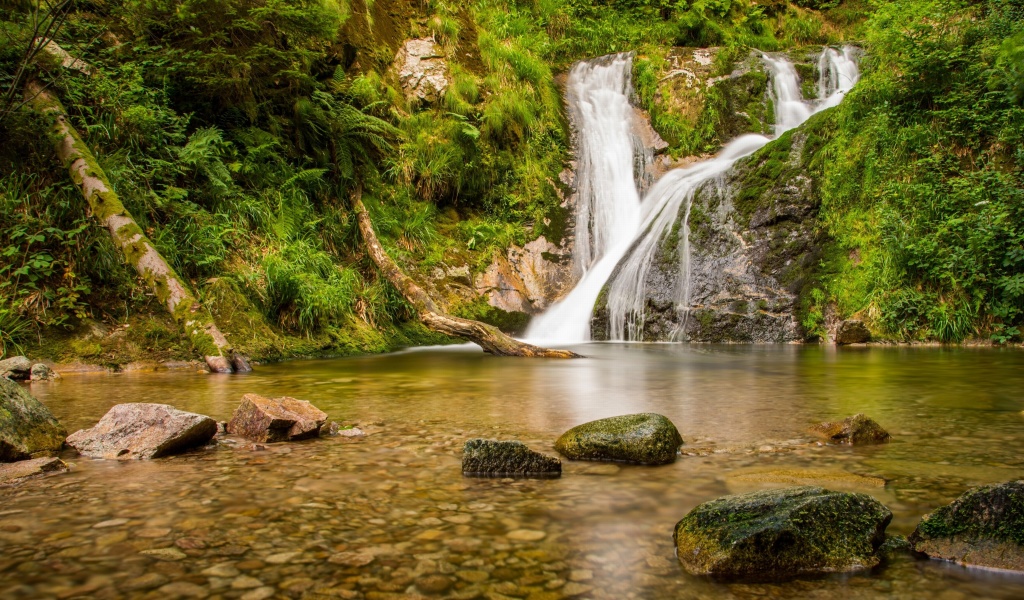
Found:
[674,486,892,580]
[810,414,891,445]
[461,439,561,478]
[554,413,683,465]
[836,319,871,344]
[909,480,1024,571]
[0,377,67,462]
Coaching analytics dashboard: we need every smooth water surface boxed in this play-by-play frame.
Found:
[4,345,1024,599]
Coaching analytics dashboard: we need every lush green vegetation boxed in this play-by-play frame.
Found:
[0,0,1021,364]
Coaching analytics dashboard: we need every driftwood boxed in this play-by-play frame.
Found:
[25,81,249,373]
[353,190,580,358]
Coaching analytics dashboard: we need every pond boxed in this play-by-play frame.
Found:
[3,344,1024,599]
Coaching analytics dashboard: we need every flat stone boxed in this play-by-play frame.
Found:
[241,587,275,600]
[156,581,208,598]
[562,583,593,596]
[201,563,240,578]
[66,403,216,459]
[226,394,327,443]
[568,570,592,582]
[265,551,300,564]
[141,548,188,561]
[328,551,375,567]
[416,574,454,594]
[0,456,68,484]
[461,439,561,478]
[810,414,890,445]
[455,570,489,583]
[0,376,66,462]
[555,413,683,465]
[93,518,129,528]
[122,572,169,591]
[506,529,546,542]
[231,575,264,589]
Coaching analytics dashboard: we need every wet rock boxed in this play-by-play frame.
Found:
[29,363,58,381]
[0,355,31,380]
[461,439,561,478]
[0,456,68,484]
[674,486,892,580]
[416,574,454,594]
[338,426,365,438]
[554,413,683,465]
[909,480,1024,571]
[394,38,448,102]
[0,376,67,462]
[320,421,341,437]
[836,319,871,344]
[227,394,327,443]
[141,548,188,561]
[66,403,217,459]
[878,534,912,561]
[810,414,890,445]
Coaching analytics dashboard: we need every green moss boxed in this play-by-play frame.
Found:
[453,298,531,335]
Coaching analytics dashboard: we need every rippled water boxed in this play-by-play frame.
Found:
[4,344,1024,599]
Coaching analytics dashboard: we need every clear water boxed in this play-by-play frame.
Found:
[4,345,1024,599]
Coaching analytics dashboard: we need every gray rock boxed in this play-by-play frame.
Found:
[394,38,449,102]
[29,363,58,381]
[554,413,683,465]
[909,480,1024,571]
[674,486,892,580]
[0,355,32,380]
[0,376,66,461]
[810,413,890,445]
[66,403,217,459]
[226,394,327,442]
[0,456,68,484]
[836,319,871,344]
[462,439,561,478]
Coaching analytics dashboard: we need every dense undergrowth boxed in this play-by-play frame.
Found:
[0,0,1021,364]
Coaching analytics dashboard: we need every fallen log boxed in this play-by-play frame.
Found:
[352,189,580,358]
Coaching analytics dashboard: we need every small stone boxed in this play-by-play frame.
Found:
[506,529,546,542]
[568,570,592,582]
[810,414,890,445]
[562,583,593,596]
[175,537,207,550]
[122,573,169,591]
[156,581,208,598]
[328,551,375,567]
[241,587,275,600]
[231,575,264,589]
[338,427,365,438]
[29,363,58,381]
[320,421,341,437]
[141,548,188,561]
[265,551,300,564]
[93,518,129,528]
[201,563,240,578]
[279,577,315,593]
[416,574,455,594]
[136,527,172,538]
[455,570,489,583]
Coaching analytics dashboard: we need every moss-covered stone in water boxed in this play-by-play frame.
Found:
[0,377,67,462]
[554,413,683,465]
[461,439,561,478]
[809,413,890,445]
[674,486,892,580]
[909,480,1024,571]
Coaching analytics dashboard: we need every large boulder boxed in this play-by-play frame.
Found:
[66,403,217,460]
[394,38,448,102]
[674,486,892,580]
[810,414,890,445]
[0,456,68,484]
[836,319,871,344]
[226,394,327,443]
[462,439,561,478]
[0,356,32,381]
[909,480,1024,571]
[555,413,683,465]
[0,376,66,461]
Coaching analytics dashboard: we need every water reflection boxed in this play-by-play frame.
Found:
[3,345,1024,599]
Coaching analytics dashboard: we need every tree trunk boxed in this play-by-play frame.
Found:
[24,81,249,373]
[352,190,580,359]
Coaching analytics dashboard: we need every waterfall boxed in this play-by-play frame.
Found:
[526,47,859,344]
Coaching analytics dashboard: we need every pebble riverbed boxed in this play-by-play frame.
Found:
[4,344,1024,599]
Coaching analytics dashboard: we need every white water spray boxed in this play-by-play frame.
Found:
[526,47,860,344]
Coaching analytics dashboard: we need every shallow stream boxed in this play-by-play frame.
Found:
[4,345,1024,599]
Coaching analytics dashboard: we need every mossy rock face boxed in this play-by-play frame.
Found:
[554,413,683,465]
[0,377,67,462]
[809,414,890,445]
[674,486,892,580]
[909,480,1024,571]
[461,439,561,478]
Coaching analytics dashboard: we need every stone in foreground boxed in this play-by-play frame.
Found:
[810,413,890,445]
[836,319,871,344]
[227,394,327,442]
[0,376,67,462]
[0,456,68,484]
[674,486,892,580]
[66,403,216,459]
[30,363,58,381]
[554,413,683,465]
[909,480,1024,571]
[462,439,561,478]
[0,355,32,381]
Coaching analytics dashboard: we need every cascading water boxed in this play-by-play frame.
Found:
[523,53,648,343]
[526,47,860,344]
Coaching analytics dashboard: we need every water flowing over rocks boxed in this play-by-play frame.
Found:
[0,376,66,461]
[0,456,68,484]
[554,413,683,465]
[836,319,872,344]
[66,403,216,459]
[461,439,561,478]
[0,356,32,381]
[810,414,891,445]
[910,480,1024,571]
[394,38,449,103]
[227,394,328,443]
[674,486,892,580]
